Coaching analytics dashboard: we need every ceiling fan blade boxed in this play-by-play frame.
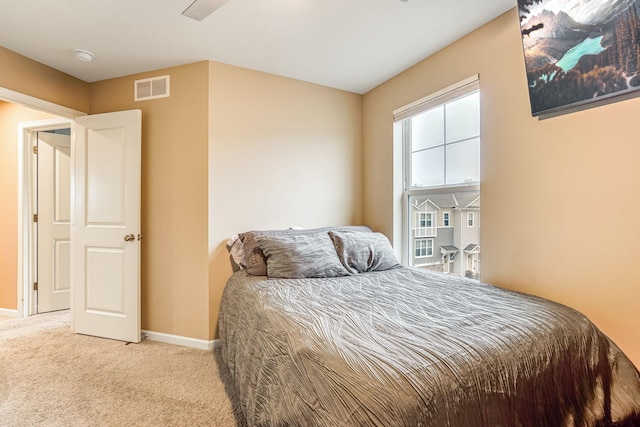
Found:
[182,0,231,21]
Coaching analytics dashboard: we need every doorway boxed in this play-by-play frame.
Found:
[6,88,143,343]
[34,127,72,313]
[19,119,74,315]
[0,87,84,319]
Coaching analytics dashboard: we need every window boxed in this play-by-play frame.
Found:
[415,239,434,258]
[414,211,436,238]
[403,87,480,189]
[418,212,433,227]
[417,212,424,227]
[395,76,480,279]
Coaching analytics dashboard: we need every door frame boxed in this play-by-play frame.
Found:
[0,87,86,318]
[20,120,74,316]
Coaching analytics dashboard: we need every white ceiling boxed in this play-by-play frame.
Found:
[0,0,515,94]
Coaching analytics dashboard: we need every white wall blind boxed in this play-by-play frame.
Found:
[393,75,479,122]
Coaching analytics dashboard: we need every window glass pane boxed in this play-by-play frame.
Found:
[446,92,479,143]
[411,107,444,151]
[407,191,480,280]
[412,147,444,187]
[418,213,426,227]
[445,138,480,185]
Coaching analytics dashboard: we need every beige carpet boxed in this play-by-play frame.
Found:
[0,311,246,426]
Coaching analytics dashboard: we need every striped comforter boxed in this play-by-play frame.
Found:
[219,267,640,426]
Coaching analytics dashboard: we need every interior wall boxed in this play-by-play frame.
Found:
[0,101,57,310]
[362,8,640,366]
[0,46,363,342]
[89,62,211,341]
[0,47,90,113]
[208,61,363,339]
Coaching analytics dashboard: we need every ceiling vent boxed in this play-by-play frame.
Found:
[134,75,170,101]
[182,0,231,21]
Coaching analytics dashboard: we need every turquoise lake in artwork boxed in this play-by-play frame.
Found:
[556,36,605,71]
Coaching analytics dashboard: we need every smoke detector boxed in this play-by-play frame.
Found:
[73,49,95,63]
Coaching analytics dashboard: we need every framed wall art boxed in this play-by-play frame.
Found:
[518,0,640,116]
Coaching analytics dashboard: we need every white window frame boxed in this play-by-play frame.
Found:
[417,212,430,228]
[424,212,434,227]
[394,75,480,271]
[467,212,475,228]
[396,76,479,193]
[414,238,434,258]
[414,211,437,238]
[443,211,450,227]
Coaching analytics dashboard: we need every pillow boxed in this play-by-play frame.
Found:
[239,232,264,274]
[329,230,401,274]
[226,235,245,269]
[240,226,372,276]
[254,232,351,279]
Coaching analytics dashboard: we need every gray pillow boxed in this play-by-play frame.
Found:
[240,226,372,276]
[329,230,401,274]
[255,232,351,279]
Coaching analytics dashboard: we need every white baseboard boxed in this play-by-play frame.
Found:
[142,329,220,351]
[0,308,19,317]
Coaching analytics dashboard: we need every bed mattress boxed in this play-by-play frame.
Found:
[219,267,640,426]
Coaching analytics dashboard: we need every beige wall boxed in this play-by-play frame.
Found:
[207,62,363,338]
[6,8,632,365]
[362,8,640,366]
[0,48,362,342]
[0,48,86,311]
[0,102,57,309]
[0,47,89,113]
[90,60,363,341]
[0,50,213,339]
[90,62,211,340]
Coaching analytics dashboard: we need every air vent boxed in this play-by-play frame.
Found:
[134,75,170,101]
[182,0,230,21]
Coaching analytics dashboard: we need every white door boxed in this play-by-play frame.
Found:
[36,131,71,313]
[72,110,142,343]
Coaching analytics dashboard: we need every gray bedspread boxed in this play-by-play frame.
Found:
[219,267,640,426]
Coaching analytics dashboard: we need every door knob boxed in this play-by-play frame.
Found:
[124,234,135,242]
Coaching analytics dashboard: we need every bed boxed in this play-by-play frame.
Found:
[219,226,640,426]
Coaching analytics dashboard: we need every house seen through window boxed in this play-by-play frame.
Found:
[395,76,481,280]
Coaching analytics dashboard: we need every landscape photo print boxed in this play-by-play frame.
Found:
[518,0,640,116]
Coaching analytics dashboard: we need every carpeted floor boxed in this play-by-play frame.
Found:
[0,311,246,426]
